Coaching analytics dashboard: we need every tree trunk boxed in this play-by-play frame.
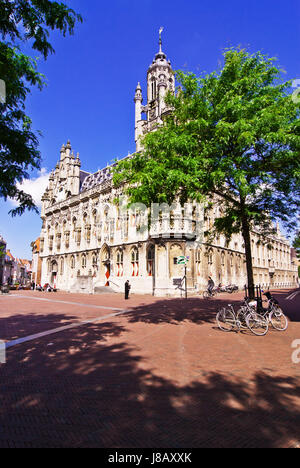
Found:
[241,216,255,299]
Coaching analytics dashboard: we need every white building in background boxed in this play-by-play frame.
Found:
[0,235,7,286]
[0,236,31,287]
[38,35,298,295]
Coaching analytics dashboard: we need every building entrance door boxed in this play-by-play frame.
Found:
[100,245,110,287]
[104,260,110,286]
[51,261,58,288]
[51,272,57,288]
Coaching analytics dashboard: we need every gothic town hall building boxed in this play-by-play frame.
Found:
[39,39,298,296]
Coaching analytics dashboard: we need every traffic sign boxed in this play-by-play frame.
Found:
[177,256,189,265]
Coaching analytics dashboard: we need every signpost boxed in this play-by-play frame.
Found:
[175,256,189,299]
[177,256,188,265]
[173,278,182,287]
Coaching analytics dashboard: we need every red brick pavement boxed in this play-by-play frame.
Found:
[0,288,300,448]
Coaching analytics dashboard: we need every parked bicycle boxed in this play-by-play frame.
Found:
[226,284,239,294]
[216,300,269,336]
[1,285,10,295]
[203,284,239,299]
[259,291,288,331]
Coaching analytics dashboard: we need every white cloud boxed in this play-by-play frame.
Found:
[9,168,50,208]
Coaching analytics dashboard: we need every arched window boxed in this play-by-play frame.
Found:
[131,247,139,277]
[71,255,75,270]
[92,254,98,267]
[72,217,77,238]
[92,210,97,226]
[116,207,121,231]
[151,79,156,100]
[251,239,255,259]
[55,223,61,250]
[76,229,81,246]
[208,249,213,265]
[60,257,64,275]
[92,210,98,239]
[221,251,225,267]
[116,249,124,277]
[83,213,91,243]
[196,248,201,276]
[147,245,155,277]
[82,254,87,269]
[64,220,70,247]
[103,206,109,240]
[48,225,53,251]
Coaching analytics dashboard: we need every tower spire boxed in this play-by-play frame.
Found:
[134,28,174,152]
[159,26,164,53]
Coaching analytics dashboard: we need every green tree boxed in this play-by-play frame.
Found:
[0,0,82,215]
[293,231,300,279]
[293,231,300,259]
[113,49,300,296]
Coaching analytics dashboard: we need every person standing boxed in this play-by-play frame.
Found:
[125,280,131,300]
[207,276,215,296]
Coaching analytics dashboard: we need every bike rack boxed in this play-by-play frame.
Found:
[244,285,263,312]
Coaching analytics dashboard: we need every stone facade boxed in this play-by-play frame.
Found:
[0,235,6,286]
[39,38,298,296]
[31,238,42,286]
[0,239,31,287]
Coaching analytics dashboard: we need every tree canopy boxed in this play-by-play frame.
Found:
[0,0,82,215]
[293,231,300,258]
[113,48,300,292]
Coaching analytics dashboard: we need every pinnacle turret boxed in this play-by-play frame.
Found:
[134,82,143,102]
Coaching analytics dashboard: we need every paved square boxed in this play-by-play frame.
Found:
[0,289,300,448]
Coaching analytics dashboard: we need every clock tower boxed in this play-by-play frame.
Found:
[134,28,175,151]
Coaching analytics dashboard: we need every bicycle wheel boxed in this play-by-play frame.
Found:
[203,291,210,299]
[269,307,288,331]
[216,308,236,332]
[246,312,269,336]
[236,307,249,329]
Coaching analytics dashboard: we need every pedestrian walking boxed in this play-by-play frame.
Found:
[125,280,131,300]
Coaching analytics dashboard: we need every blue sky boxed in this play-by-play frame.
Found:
[1,0,299,258]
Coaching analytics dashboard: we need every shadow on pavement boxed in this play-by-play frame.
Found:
[123,297,244,326]
[0,313,80,341]
[0,312,299,448]
[271,289,300,322]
